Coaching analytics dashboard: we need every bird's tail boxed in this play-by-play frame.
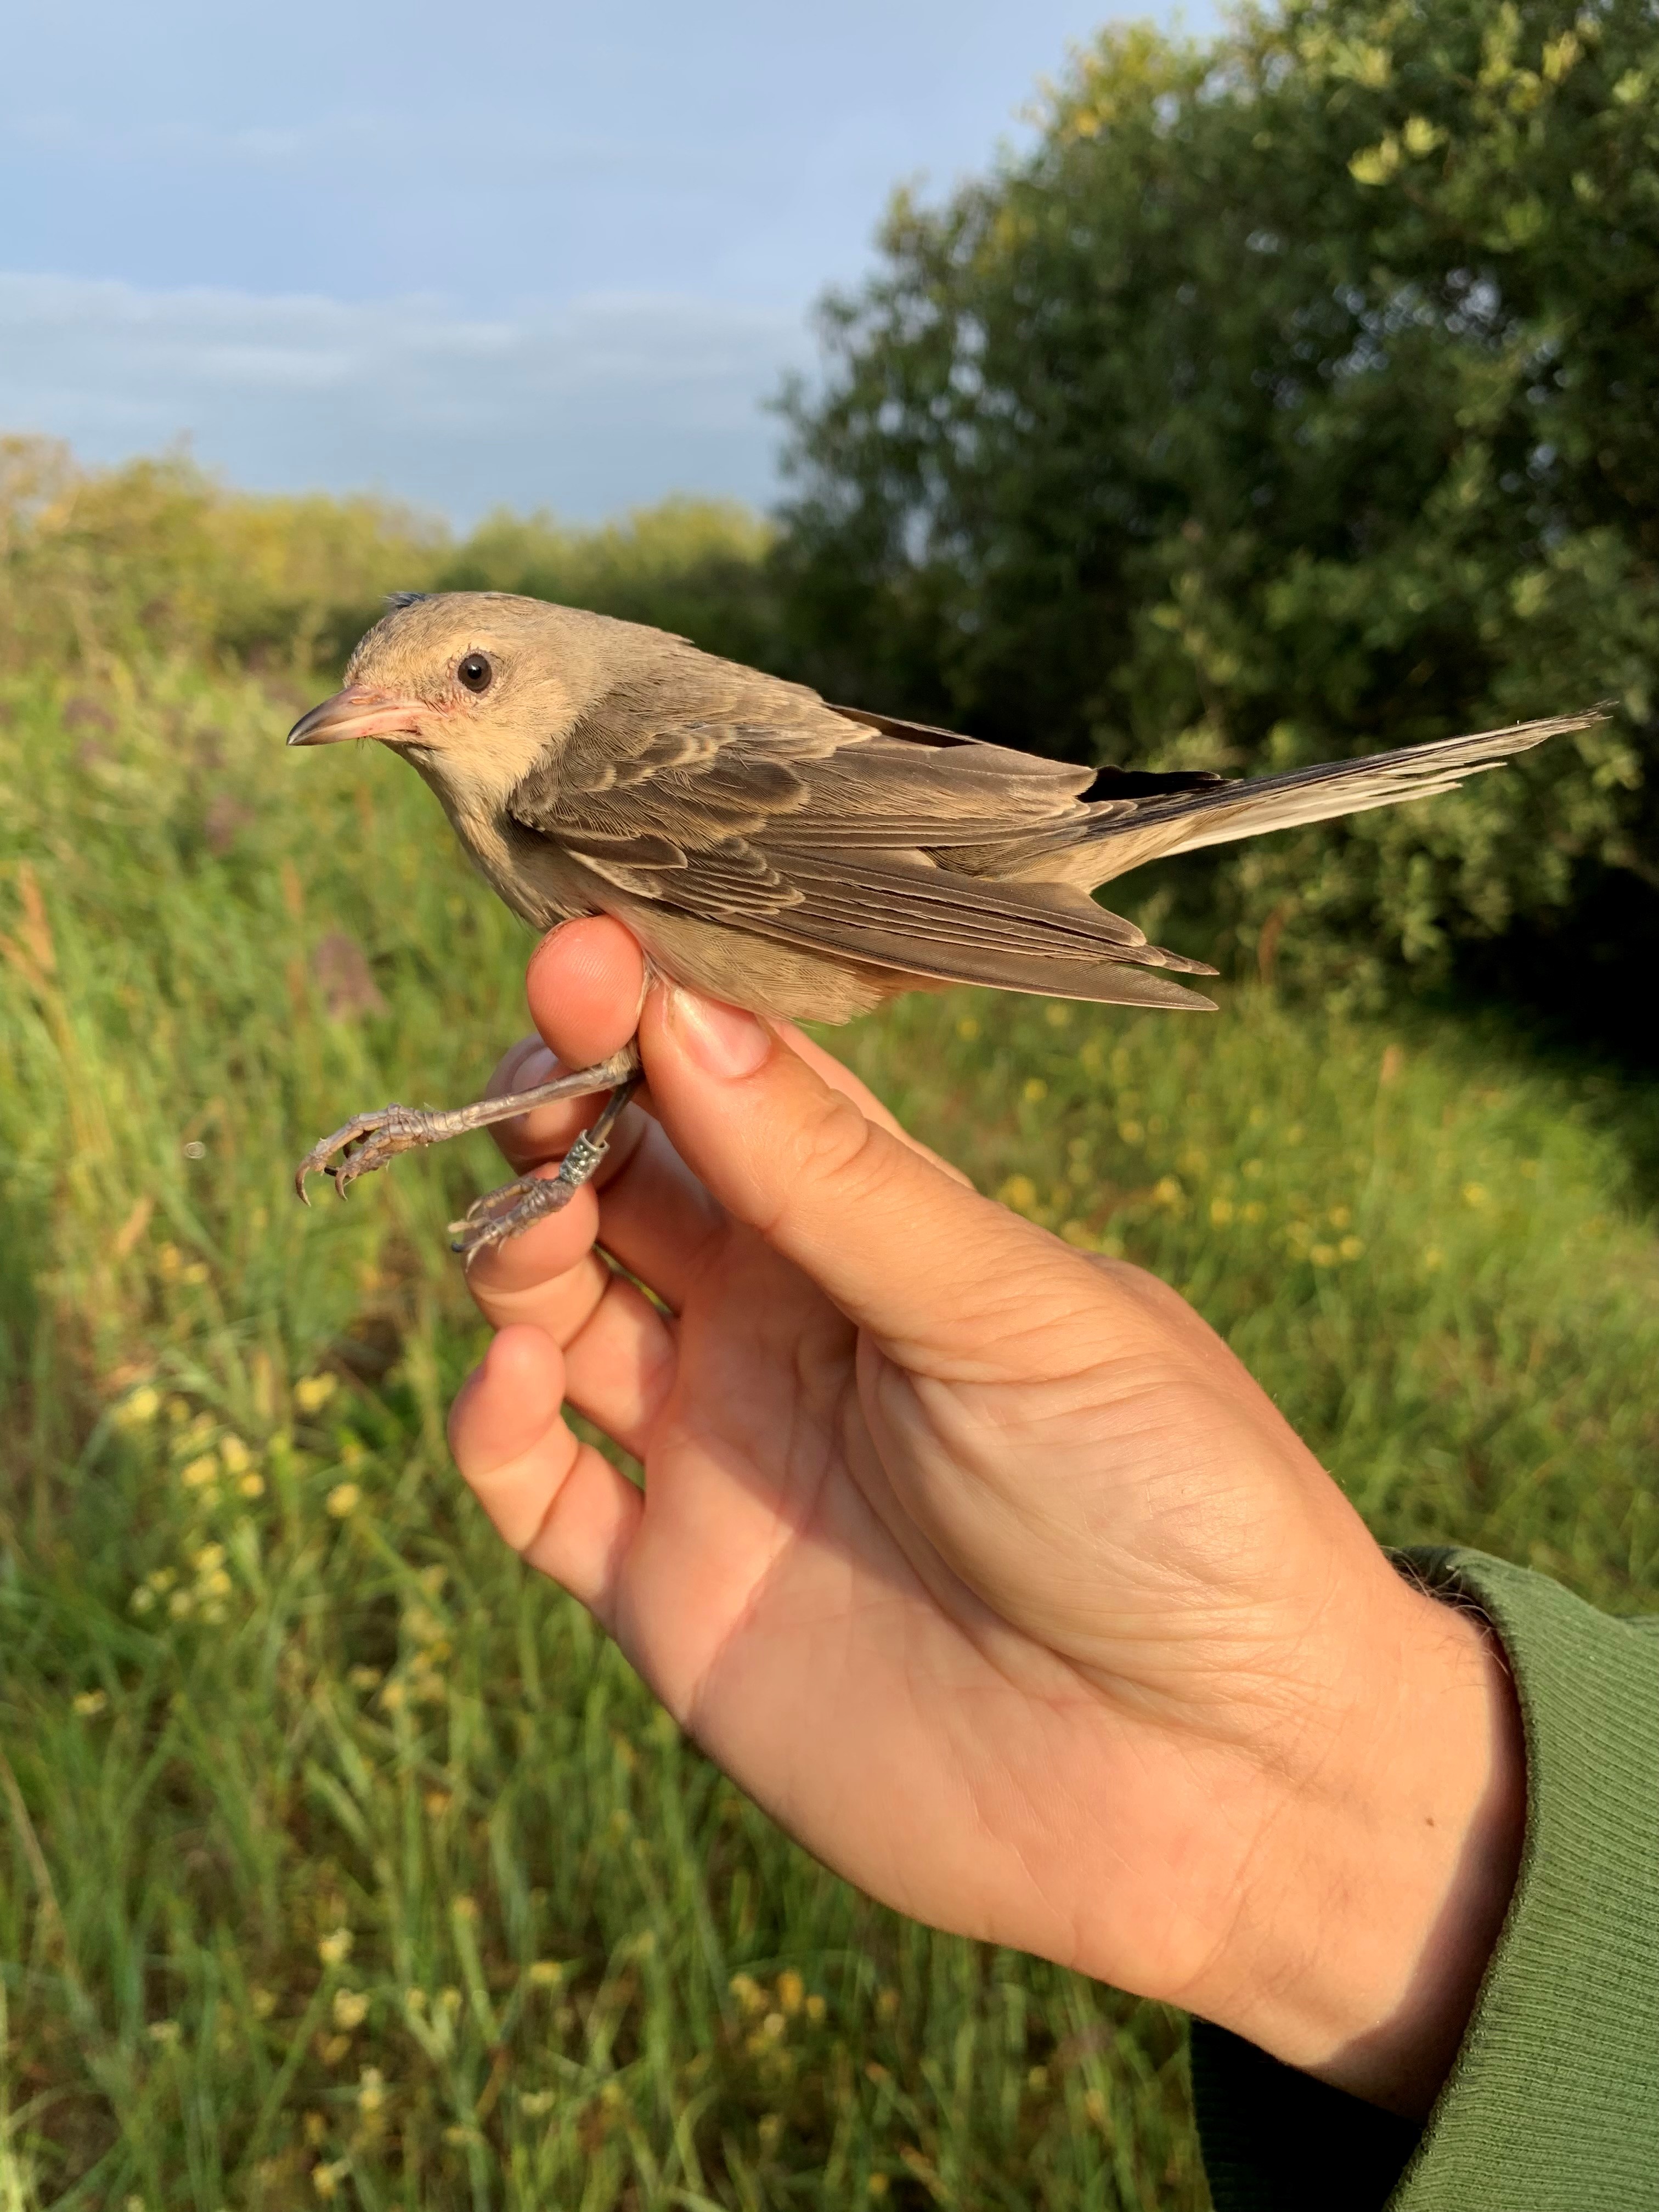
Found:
[1064,709,1607,889]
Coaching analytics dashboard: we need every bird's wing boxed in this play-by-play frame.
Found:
[505,664,1211,992]
[830,702,1229,801]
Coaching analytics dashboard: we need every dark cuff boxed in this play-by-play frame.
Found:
[1192,1547,1659,2212]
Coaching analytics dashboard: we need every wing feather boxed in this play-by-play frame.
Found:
[507,661,1200,992]
[506,651,1598,1001]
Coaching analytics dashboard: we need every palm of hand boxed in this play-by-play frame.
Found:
[451,933,1381,1999]
[446,922,1525,2120]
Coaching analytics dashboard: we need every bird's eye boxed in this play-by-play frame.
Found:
[456,652,494,695]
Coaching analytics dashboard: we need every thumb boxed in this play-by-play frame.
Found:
[640,984,1112,1374]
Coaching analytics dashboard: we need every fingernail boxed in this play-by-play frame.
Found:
[667,987,771,1079]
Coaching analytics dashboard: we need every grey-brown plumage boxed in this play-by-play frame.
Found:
[285,590,1601,1252]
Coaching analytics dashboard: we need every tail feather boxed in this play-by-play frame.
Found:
[1069,709,1606,888]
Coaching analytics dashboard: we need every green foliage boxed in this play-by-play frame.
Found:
[0,438,780,683]
[2,662,1654,2203]
[776,0,1659,1000]
[0,438,445,677]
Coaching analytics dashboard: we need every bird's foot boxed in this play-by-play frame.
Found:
[294,1103,439,1203]
[448,1080,637,1261]
[292,1045,642,1208]
[448,1171,581,1261]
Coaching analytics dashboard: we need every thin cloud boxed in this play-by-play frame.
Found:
[0,274,806,520]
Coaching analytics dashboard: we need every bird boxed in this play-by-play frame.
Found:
[286,589,1600,1258]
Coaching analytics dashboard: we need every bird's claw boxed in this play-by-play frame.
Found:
[294,1104,433,1205]
[448,1123,616,1261]
[448,1168,578,1261]
[449,1177,571,1265]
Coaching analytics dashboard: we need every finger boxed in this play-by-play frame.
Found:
[511,917,960,1292]
[637,984,1155,1379]
[772,1022,970,1186]
[522,916,965,1184]
[469,1118,720,1323]
[448,1325,642,1626]
[481,916,653,1170]
[485,1041,654,1179]
[560,1269,679,1454]
[463,1181,613,1333]
[525,915,647,1068]
[465,1189,681,1457]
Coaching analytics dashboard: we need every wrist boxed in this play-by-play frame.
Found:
[1198,1575,1525,2117]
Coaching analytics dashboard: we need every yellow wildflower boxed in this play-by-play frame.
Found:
[115,1385,161,1429]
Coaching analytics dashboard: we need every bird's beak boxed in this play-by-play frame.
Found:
[286,686,426,747]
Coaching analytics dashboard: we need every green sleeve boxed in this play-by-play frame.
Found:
[1189,1546,1659,2212]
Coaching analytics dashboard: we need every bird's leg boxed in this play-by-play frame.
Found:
[448,1076,640,1262]
[293,1043,641,1205]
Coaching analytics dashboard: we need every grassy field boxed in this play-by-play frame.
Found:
[1,658,1655,2210]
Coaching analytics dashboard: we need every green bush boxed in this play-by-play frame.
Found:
[776,0,1659,1002]
[0,437,780,682]
[0,437,444,675]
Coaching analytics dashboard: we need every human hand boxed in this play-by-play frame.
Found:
[448,918,1523,2118]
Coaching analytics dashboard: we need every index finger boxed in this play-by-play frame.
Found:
[524,917,967,1184]
[524,916,648,1070]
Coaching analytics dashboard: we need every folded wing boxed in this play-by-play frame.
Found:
[506,659,1217,1007]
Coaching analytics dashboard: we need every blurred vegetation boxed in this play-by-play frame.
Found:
[0,437,445,677]
[0,435,782,687]
[775,0,1659,1014]
[1,648,1654,2207]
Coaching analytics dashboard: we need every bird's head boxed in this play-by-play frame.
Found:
[287,590,636,817]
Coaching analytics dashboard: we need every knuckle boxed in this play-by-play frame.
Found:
[781,1088,891,1205]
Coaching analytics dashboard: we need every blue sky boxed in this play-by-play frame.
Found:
[4,1,1216,522]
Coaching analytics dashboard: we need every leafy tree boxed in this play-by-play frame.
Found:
[776,0,1658,1004]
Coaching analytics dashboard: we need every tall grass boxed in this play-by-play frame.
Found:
[1,659,1654,2207]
